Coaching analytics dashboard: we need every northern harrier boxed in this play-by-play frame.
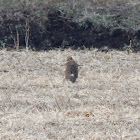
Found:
[65,56,78,83]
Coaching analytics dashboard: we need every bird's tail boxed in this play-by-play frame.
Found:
[69,74,76,83]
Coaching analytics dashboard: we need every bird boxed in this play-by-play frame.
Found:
[65,56,78,83]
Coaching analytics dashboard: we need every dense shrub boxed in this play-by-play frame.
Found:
[0,0,140,51]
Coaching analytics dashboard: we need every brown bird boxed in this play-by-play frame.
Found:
[65,56,78,83]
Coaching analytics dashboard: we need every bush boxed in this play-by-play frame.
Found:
[0,0,139,51]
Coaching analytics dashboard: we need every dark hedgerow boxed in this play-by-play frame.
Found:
[0,0,140,51]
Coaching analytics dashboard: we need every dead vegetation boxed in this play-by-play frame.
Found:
[0,49,140,139]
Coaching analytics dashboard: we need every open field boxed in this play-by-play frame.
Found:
[0,49,140,139]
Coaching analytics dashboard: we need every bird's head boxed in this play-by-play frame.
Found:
[67,56,73,62]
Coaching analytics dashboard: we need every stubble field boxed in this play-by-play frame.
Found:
[0,49,140,139]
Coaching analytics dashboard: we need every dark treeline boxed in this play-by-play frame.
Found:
[0,1,140,51]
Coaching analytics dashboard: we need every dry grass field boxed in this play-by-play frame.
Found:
[0,49,140,139]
